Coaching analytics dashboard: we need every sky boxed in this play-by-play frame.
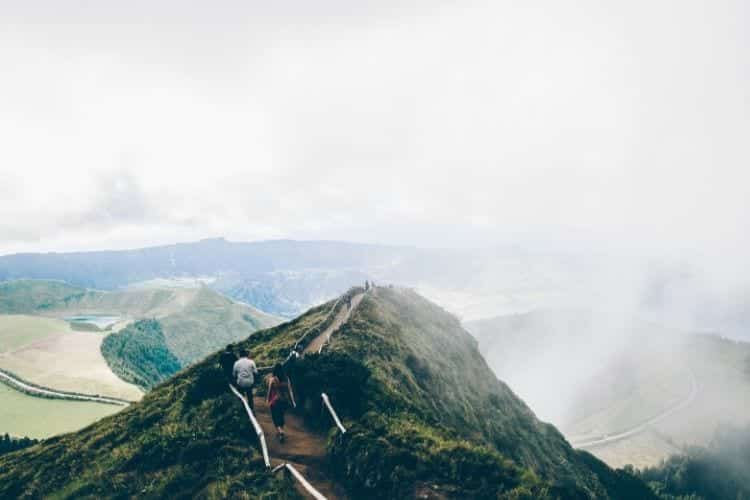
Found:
[0,1,748,261]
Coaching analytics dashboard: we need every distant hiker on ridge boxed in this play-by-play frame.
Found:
[267,363,294,443]
[219,345,237,386]
[233,349,258,411]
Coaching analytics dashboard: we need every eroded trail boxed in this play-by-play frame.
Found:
[242,293,366,499]
[304,293,364,355]
[253,396,346,499]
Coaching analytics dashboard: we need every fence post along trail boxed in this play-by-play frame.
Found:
[321,393,346,434]
[228,286,366,498]
[273,463,328,500]
[229,384,270,468]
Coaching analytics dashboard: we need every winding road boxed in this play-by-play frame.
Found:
[570,369,699,449]
[0,369,130,406]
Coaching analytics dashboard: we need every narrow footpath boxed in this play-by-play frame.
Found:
[304,293,364,355]
[253,396,347,499]
[248,291,366,499]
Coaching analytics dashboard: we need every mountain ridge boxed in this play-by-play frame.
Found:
[0,286,655,499]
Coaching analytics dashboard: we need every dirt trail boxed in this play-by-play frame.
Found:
[304,293,364,355]
[253,396,347,500]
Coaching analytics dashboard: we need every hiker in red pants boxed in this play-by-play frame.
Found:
[267,363,294,443]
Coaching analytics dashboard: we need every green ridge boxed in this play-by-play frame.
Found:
[0,288,656,499]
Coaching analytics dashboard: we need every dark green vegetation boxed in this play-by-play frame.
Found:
[0,433,38,457]
[637,424,750,500]
[0,287,659,499]
[101,320,182,390]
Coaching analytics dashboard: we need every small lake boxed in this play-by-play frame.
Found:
[65,315,121,329]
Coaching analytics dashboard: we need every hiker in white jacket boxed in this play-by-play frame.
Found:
[233,349,258,411]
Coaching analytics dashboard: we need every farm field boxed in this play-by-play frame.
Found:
[0,315,142,401]
[0,315,65,352]
[0,383,121,438]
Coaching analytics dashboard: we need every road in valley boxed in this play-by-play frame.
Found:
[569,369,698,449]
[0,369,130,406]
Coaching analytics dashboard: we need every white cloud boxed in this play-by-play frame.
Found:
[0,1,747,265]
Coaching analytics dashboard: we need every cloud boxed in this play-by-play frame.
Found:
[0,1,747,264]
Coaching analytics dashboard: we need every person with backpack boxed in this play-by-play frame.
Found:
[232,349,258,411]
[219,345,237,386]
[267,363,294,443]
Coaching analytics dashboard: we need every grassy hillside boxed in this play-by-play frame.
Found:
[0,280,85,314]
[101,319,181,390]
[158,286,280,364]
[0,384,122,439]
[0,279,280,366]
[0,287,655,499]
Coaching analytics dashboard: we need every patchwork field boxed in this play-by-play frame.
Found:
[0,315,143,401]
[0,383,121,438]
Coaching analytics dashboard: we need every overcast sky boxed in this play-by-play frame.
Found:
[0,1,747,260]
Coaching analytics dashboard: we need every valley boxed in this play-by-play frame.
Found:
[0,279,281,439]
[0,383,122,439]
[0,314,142,401]
[467,310,750,468]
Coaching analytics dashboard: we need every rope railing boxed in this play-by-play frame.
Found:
[229,384,271,468]
[273,463,328,500]
[321,393,346,434]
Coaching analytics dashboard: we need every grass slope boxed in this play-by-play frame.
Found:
[159,286,280,364]
[0,288,654,499]
[0,314,69,352]
[0,280,85,314]
[0,384,121,439]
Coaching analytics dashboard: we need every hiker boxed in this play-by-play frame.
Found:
[219,345,237,386]
[267,363,294,443]
[232,349,258,411]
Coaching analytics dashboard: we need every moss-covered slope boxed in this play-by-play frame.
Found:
[0,287,654,499]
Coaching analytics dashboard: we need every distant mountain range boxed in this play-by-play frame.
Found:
[0,237,602,319]
[0,239,416,317]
